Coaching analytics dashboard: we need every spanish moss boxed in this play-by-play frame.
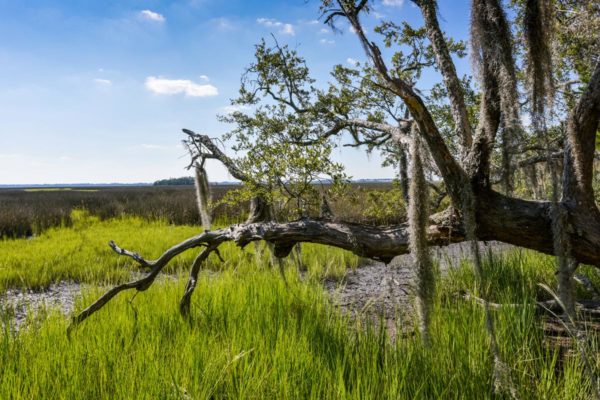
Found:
[524,0,555,121]
[471,0,520,133]
[408,128,434,345]
[194,165,212,230]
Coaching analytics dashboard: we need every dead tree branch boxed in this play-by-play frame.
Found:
[69,211,463,329]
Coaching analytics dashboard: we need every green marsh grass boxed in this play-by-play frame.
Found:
[0,210,358,292]
[0,213,598,398]
[1,263,595,398]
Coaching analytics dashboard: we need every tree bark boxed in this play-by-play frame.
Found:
[418,0,473,148]
[563,63,600,207]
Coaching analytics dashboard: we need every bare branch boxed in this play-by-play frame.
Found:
[179,245,217,318]
[69,211,464,329]
[291,118,411,146]
[108,240,152,268]
[183,129,251,183]
[517,150,563,167]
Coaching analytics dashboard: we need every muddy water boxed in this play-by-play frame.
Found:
[324,242,513,337]
[1,282,83,331]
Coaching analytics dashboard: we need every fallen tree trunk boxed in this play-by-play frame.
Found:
[69,187,600,331]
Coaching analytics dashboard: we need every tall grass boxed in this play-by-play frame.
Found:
[0,210,358,292]
[0,186,243,238]
[0,214,598,398]
[0,182,405,239]
[1,259,595,398]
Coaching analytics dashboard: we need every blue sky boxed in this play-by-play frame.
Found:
[0,0,471,184]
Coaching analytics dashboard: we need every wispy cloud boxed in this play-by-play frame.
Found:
[145,76,218,97]
[211,17,234,31]
[140,10,165,22]
[382,0,404,7]
[347,58,359,66]
[199,75,210,82]
[320,38,335,45]
[256,18,295,35]
[93,78,112,86]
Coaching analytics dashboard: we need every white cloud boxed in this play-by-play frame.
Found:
[211,17,234,31]
[220,104,251,114]
[256,18,295,35]
[199,75,210,82]
[347,58,359,66]
[281,23,294,35]
[320,38,335,45]
[382,0,404,6]
[139,10,165,22]
[349,25,357,34]
[319,28,330,34]
[144,76,218,97]
[93,78,112,86]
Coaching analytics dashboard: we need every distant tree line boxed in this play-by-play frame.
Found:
[153,177,194,186]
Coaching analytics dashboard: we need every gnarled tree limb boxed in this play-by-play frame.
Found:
[183,129,251,183]
[563,62,600,207]
[69,210,462,329]
[416,0,473,148]
[70,185,600,330]
[327,0,467,205]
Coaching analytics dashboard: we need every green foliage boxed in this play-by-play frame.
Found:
[362,185,407,224]
[375,20,466,83]
[219,39,348,218]
[426,77,479,153]
[153,177,195,186]
[551,0,600,86]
